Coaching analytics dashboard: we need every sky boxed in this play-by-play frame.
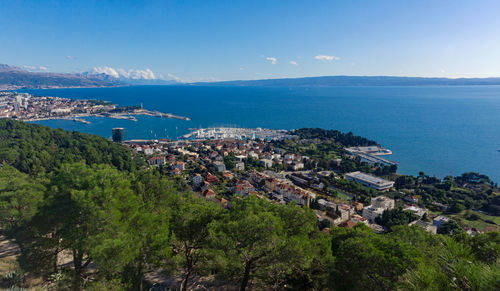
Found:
[1,0,500,82]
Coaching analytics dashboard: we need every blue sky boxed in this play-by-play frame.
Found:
[1,0,500,81]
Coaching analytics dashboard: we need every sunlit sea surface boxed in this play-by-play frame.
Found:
[23,85,500,182]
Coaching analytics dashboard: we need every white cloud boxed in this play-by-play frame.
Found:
[290,61,298,65]
[266,57,277,65]
[314,54,340,62]
[66,56,76,60]
[167,73,182,82]
[93,66,120,78]
[23,65,48,72]
[92,66,156,80]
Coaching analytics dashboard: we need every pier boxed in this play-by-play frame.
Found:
[345,146,398,166]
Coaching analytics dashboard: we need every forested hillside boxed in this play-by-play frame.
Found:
[0,121,499,290]
[0,120,136,174]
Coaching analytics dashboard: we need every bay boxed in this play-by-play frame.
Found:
[23,85,500,183]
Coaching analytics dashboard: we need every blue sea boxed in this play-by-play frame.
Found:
[23,85,500,183]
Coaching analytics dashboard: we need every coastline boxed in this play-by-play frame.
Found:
[23,109,190,123]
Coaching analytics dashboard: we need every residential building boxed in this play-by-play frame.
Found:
[148,156,166,166]
[235,180,255,196]
[235,162,245,171]
[410,220,437,234]
[214,161,226,172]
[292,163,304,171]
[362,195,395,222]
[192,174,203,186]
[261,159,273,168]
[433,216,450,229]
[372,195,395,210]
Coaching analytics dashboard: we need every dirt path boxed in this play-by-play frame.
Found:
[0,232,20,275]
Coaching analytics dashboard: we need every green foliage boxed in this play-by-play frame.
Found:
[0,122,499,290]
[375,208,419,230]
[0,119,135,175]
[292,128,377,147]
[437,220,464,236]
[209,196,329,290]
[331,224,421,290]
[170,195,223,291]
[0,165,44,230]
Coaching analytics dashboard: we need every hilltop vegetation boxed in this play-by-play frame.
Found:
[0,119,137,175]
[0,121,499,290]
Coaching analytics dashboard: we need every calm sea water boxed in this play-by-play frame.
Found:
[23,85,500,182]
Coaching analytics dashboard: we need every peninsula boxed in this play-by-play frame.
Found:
[0,91,190,123]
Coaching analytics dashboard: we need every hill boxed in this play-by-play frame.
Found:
[191,75,500,87]
[0,119,136,174]
[0,64,123,90]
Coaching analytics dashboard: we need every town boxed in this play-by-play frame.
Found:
[122,128,475,236]
[0,91,190,122]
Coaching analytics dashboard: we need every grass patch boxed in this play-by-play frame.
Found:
[451,211,500,232]
[335,192,352,201]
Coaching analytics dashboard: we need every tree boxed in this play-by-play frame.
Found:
[91,170,175,289]
[170,195,222,291]
[375,208,419,230]
[209,196,324,291]
[437,220,463,236]
[331,225,420,290]
[0,165,45,230]
[24,162,134,289]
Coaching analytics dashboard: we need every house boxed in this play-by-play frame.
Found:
[292,163,304,171]
[201,181,211,192]
[171,168,181,175]
[235,162,245,171]
[250,170,266,184]
[192,174,203,186]
[433,216,450,229]
[214,161,226,172]
[404,205,427,218]
[144,147,154,155]
[372,195,395,210]
[248,152,258,159]
[404,195,419,204]
[368,223,385,234]
[235,180,255,196]
[220,197,228,208]
[206,173,220,184]
[235,155,247,162]
[171,161,185,171]
[352,201,364,211]
[410,220,437,234]
[345,171,394,191]
[261,159,273,168]
[362,195,395,222]
[222,171,234,180]
[148,156,166,166]
[264,178,279,192]
[203,189,216,199]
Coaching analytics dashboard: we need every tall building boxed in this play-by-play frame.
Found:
[112,128,126,142]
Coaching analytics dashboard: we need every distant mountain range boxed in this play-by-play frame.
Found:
[0,64,176,90]
[3,63,500,89]
[0,64,124,90]
[192,75,500,87]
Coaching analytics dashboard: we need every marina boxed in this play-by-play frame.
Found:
[181,127,293,140]
[345,146,397,166]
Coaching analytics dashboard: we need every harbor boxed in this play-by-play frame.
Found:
[181,127,293,140]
